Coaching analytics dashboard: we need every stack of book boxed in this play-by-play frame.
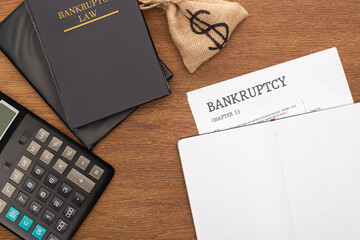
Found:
[0,1,173,149]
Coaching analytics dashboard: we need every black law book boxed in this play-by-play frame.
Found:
[0,3,173,149]
[24,0,171,128]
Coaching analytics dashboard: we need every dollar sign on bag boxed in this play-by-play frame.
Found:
[186,9,229,51]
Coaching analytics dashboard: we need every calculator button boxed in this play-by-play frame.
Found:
[48,137,63,152]
[0,198,7,213]
[50,196,63,212]
[32,224,47,240]
[89,165,104,180]
[58,183,72,198]
[28,201,42,216]
[36,187,50,203]
[19,215,34,231]
[41,210,55,225]
[18,156,32,171]
[32,165,45,180]
[75,155,90,171]
[53,159,68,174]
[6,206,20,222]
[67,168,95,193]
[15,192,29,207]
[44,174,59,189]
[10,168,24,184]
[71,192,85,207]
[62,146,77,161]
[23,178,37,193]
[2,182,16,198]
[47,234,59,240]
[36,128,50,143]
[40,150,54,165]
[63,205,77,221]
[27,141,41,156]
[54,219,68,234]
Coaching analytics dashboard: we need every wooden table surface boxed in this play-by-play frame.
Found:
[0,0,360,239]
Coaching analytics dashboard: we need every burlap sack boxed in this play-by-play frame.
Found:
[139,0,248,73]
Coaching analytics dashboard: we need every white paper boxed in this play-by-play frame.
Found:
[179,123,296,240]
[178,103,360,240]
[187,48,353,134]
[275,104,360,240]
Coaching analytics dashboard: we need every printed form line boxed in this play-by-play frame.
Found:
[64,10,119,33]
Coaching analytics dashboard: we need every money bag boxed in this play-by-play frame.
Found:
[139,0,248,73]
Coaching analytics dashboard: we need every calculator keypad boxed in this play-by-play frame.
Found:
[0,199,7,213]
[18,156,32,171]
[35,129,50,143]
[39,150,54,165]
[41,210,55,225]
[0,123,112,240]
[36,187,50,203]
[89,165,104,180]
[50,196,63,212]
[23,178,37,193]
[2,182,16,198]
[10,169,24,184]
[75,155,90,170]
[67,169,95,193]
[71,192,85,207]
[32,165,45,180]
[44,174,58,189]
[28,201,42,216]
[53,159,68,174]
[27,141,41,156]
[15,192,29,207]
[48,137,63,152]
[62,146,76,161]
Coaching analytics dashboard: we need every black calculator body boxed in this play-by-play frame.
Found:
[0,91,114,240]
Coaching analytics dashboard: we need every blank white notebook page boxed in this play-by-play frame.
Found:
[179,103,360,240]
[178,123,296,240]
[276,104,360,240]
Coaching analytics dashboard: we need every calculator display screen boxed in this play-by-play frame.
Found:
[0,100,19,140]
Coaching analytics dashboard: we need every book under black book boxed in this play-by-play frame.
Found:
[0,3,173,149]
[24,0,171,129]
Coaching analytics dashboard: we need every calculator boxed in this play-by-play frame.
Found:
[0,91,114,240]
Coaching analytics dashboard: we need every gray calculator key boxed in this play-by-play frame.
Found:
[45,174,59,189]
[28,201,42,216]
[75,155,90,171]
[23,178,37,193]
[36,187,50,203]
[40,150,54,165]
[47,233,59,240]
[18,156,32,171]
[35,128,50,143]
[53,159,68,174]
[55,219,68,234]
[27,141,41,156]
[48,137,63,152]
[15,192,29,207]
[67,169,95,193]
[63,205,77,221]
[42,210,56,225]
[2,182,16,198]
[89,165,104,180]
[62,146,77,161]
[10,168,24,184]
[50,196,63,212]
[0,198,7,213]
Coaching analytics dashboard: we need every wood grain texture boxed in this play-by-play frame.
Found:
[0,0,360,239]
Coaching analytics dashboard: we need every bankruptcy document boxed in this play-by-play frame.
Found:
[187,48,353,134]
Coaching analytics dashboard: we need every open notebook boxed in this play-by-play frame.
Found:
[178,103,360,240]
